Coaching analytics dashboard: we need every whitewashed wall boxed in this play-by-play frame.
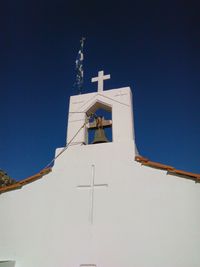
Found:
[0,87,200,267]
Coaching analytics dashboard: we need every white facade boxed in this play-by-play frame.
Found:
[0,86,200,267]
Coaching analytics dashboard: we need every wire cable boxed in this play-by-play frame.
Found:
[42,113,97,170]
[43,119,89,170]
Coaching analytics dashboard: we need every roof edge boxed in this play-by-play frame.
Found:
[1,156,199,195]
[0,168,52,194]
[135,156,200,183]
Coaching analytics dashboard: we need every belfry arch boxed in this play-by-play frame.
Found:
[85,100,112,145]
[67,87,134,147]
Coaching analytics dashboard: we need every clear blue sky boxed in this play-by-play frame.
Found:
[0,0,200,180]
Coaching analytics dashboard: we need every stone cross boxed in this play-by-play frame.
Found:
[77,164,108,224]
[91,70,111,92]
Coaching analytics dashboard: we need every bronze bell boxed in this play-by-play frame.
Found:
[92,128,109,144]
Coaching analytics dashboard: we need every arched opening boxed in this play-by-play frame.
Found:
[86,101,112,145]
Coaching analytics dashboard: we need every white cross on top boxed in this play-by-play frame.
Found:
[91,70,111,92]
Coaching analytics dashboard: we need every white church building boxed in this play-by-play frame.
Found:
[0,71,200,267]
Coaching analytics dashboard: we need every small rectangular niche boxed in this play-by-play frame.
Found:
[0,261,15,267]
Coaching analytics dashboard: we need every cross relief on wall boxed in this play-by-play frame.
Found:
[77,164,108,224]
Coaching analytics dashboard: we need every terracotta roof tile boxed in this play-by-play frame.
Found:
[1,155,199,195]
[135,155,200,182]
[0,168,52,194]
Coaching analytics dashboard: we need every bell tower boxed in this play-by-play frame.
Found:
[66,70,136,154]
